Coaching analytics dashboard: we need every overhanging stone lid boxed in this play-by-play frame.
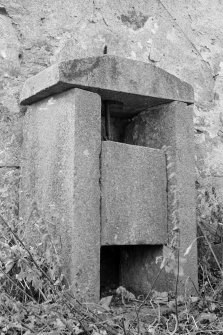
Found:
[20,55,194,117]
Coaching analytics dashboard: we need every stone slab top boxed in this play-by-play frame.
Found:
[20,55,194,117]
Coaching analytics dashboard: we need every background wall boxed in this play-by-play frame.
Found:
[0,0,223,222]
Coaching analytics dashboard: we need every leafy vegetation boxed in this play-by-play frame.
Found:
[1,204,223,335]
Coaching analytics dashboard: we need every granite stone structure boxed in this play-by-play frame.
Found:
[20,55,197,301]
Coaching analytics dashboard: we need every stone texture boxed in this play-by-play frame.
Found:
[124,101,197,292]
[101,141,167,246]
[20,88,101,301]
[20,55,194,117]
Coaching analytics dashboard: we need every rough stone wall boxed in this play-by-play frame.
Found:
[0,1,222,234]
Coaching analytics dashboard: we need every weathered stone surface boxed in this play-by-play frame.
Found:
[101,141,167,246]
[20,88,101,301]
[125,101,197,292]
[20,55,194,117]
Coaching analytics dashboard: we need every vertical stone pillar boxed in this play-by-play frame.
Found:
[125,101,197,291]
[20,88,101,301]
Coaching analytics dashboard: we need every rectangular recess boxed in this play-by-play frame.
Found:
[101,141,168,246]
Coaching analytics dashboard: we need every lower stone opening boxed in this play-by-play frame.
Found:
[100,245,172,298]
[120,245,167,295]
[100,246,121,297]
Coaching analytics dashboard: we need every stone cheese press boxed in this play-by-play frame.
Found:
[20,55,197,301]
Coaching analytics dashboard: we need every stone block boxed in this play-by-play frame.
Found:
[20,88,101,301]
[125,101,197,292]
[20,55,194,117]
[101,141,167,246]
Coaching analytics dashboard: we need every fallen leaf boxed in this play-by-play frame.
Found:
[100,296,113,311]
